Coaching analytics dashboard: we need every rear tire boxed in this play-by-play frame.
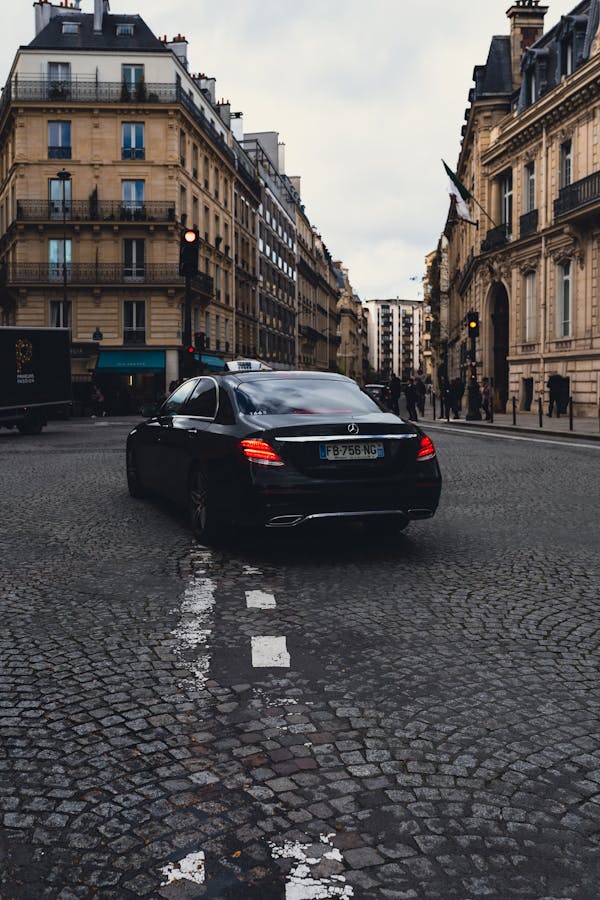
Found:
[17,417,43,435]
[126,448,147,498]
[188,468,224,544]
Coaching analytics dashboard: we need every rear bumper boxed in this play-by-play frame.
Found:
[228,471,441,529]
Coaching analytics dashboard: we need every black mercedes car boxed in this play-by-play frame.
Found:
[126,365,441,542]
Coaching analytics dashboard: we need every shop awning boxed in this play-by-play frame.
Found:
[201,354,225,371]
[96,350,165,373]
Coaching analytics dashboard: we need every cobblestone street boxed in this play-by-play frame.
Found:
[2,418,600,898]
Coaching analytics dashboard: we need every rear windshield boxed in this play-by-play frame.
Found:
[234,378,380,416]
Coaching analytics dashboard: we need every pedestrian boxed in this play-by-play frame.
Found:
[91,383,105,417]
[441,376,455,419]
[547,372,562,417]
[451,377,465,417]
[405,378,418,421]
[388,372,402,415]
[414,378,426,417]
[481,377,492,420]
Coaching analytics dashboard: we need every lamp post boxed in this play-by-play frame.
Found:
[57,168,71,310]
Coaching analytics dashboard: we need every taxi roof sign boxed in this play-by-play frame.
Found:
[225,359,272,373]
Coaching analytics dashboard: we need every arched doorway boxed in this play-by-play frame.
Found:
[491,282,509,411]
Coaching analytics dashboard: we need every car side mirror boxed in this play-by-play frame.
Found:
[140,403,159,418]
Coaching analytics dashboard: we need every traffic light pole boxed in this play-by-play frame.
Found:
[465,331,482,421]
[181,274,193,379]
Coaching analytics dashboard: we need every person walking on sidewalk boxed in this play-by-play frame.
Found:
[414,378,426,417]
[481,377,492,421]
[547,372,562,417]
[388,373,402,415]
[405,378,419,421]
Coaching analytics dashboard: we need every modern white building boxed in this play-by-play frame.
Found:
[363,298,423,381]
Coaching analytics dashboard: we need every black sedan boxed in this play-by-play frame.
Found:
[126,367,441,542]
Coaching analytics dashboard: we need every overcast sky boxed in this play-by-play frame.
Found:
[0,0,579,300]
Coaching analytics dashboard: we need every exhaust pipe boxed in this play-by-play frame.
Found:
[267,515,304,528]
[407,508,434,520]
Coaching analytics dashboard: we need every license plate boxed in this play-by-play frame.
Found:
[319,442,384,461]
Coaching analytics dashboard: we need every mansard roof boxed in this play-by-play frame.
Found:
[472,36,513,100]
[26,13,168,53]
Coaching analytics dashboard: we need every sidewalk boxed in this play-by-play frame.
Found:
[414,404,600,441]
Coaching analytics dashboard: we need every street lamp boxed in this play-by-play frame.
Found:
[57,168,71,309]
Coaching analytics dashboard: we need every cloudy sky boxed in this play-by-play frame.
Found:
[0,0,579,300]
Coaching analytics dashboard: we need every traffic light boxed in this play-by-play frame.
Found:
[194,331,205,355]
[467,310,479,338]
[179,228,199,277]
[183,342,196,358]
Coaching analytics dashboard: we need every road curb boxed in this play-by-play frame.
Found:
[421,419,600,442]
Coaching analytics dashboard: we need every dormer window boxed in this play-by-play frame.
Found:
[62,22,79,35]
[116,23,135,36]
[561,37,574,76]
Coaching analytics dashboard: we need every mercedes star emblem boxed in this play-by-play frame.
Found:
[348,423,360,435]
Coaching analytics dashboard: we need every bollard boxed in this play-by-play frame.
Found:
[446,396,450,424]
[490,397,494,424]
[569,396,574,431]
[432,392,436,421]
[538,397,543,428]
[512,396,517,426]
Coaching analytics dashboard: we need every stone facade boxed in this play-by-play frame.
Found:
[443,0,600,416]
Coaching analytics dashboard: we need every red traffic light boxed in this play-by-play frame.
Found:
[185,344,195,355]
[183,228,198,244]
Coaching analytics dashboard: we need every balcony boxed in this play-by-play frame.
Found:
[1,263,214,298]
[554,171,600,220]
[121,147,145,160]
[48,146,71,160]
[481,223,509,252]
[16,200,176,223]
[0,79,236,163]
[519,208,538,239]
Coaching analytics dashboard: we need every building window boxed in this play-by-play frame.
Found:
[116,23,135,36]
[526,67,536,105]
[560,140,572,189]
[524,162,535,213]
[50,300,71,328]
[48,62,71,99]
[62,21,79,34]
[561,37,574,76]
[121,65,145,98]
[501,169,513,237]
[124,300,146,343]
[215,314,221,350]
[48,177,71,219]
[524,272,536,342]
[123,239,145,279]
[48,121,71,159]
[121,180,145,216]
[180,186,187,222]
[192,144,198,179]
[179,130,186,167]
[205,311,211,348]
[558,262,571,337]
[122,123,144,160]
[49,239,71,281]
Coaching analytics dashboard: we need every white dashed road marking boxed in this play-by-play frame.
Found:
[251,635,291,668]
[270,834,354,899]
[246,589,277,609]
[172,550,216,690]
[160,850,206,886]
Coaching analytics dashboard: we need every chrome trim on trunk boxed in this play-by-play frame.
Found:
[275,434,418,443]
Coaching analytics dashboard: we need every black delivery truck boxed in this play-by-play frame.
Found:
[0,327,71,434]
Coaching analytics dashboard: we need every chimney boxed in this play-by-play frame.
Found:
[506,0,548,91]
[290,176,301,198]
[230,111,244,142]
[94,0,103,33]
[34,0,53,36]
[278,142,286,174]
[167,34,189,70]
[217,100,231,128]
[198,76,216,104]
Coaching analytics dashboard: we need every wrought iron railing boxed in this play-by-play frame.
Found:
[554,171,600,218]
[481,223,509,252]
[0,80,236,163]
[2,263,214,295]
[16,200,176,222]
[48,146,72,160]
[520,208,538,238]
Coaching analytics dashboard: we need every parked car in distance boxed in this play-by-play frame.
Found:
[126,364,442,543]
[363,383,390,408]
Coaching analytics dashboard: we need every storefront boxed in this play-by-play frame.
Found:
[95,349,166,415]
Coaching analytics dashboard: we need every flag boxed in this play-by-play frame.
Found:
[443,160,472,221]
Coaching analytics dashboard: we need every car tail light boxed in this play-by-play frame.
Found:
[416,435,436,462]
[240,438,285,467]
